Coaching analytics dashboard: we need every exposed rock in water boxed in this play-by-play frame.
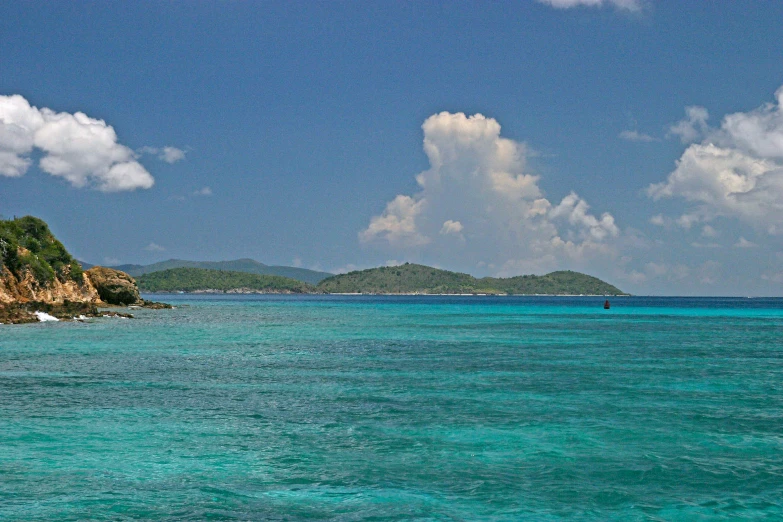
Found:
[100,310,134,318]
[139,299,173,309]
[0,300,99,324]
[85,267,141,305]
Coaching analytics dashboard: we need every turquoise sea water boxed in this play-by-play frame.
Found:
[1,295,782,520]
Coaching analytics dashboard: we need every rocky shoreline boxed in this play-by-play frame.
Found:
[0,298,171,325]
[1,266,171,324]
[1,216,172,324]
[0,300,129,324]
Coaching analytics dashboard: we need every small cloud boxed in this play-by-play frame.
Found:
[439,219,464,235]
[160,146,186,164]
[619,130,657,142]
[144,242,165,252]
[292,257,302,268]
[627,270,647,284]
[676,213,701,230]
[698,260,721,285]
[701,225,719,238]
[761,271,783,283]
[667,106,709,144]
[537,0,642,10]
[622,227,652,249]
[103,257,121,265]
[644,262,691,280]
[734,237,757,248]
[650,214,667,226]
[645,262,668,277]
[192,186,212,196]
[385,259,404,267]
[139,146,187,164]
[691,242,721,249]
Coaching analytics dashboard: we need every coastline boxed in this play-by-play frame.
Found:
[143,289,631,297]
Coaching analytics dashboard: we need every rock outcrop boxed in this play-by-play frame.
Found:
[85,266,141,305]
[1,215,170,323]
[0,265,99,305]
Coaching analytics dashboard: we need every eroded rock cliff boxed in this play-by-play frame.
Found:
[1,215,168,323]
[0,264,99,305]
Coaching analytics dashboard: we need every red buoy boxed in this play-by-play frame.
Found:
[603,300,610,310]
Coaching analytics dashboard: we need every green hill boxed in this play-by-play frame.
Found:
[106,258,331,284]
[1,216,84,285]
[136,267,317,293]
[316,263,625,295]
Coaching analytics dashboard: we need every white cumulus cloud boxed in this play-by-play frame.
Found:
[549,192,619,241]
[361,112,620,275]
[721,88,783,159]
[360,194,429,247]
[650,85,783,234]
[0,94,154,191]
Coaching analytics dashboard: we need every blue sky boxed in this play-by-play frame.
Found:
[2,1,783,295]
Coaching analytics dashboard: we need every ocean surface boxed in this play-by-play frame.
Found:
[1,295,782,520]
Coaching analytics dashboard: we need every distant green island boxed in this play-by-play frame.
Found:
[1,215,626,324]
[318,263,625,295]
[136,268,316,294]
[81,258,332,285]
[2,215,624,297]
[137,263,625,296]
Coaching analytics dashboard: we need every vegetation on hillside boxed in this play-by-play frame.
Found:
[316,263,625,295]
[318,264,478,294]
[110,258,332,284]
[0,216,83,284]
[136,267,317,293]
[483,271,624,295]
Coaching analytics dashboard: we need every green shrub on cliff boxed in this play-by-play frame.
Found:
[0,216,84,284]
[0,228,21,273]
